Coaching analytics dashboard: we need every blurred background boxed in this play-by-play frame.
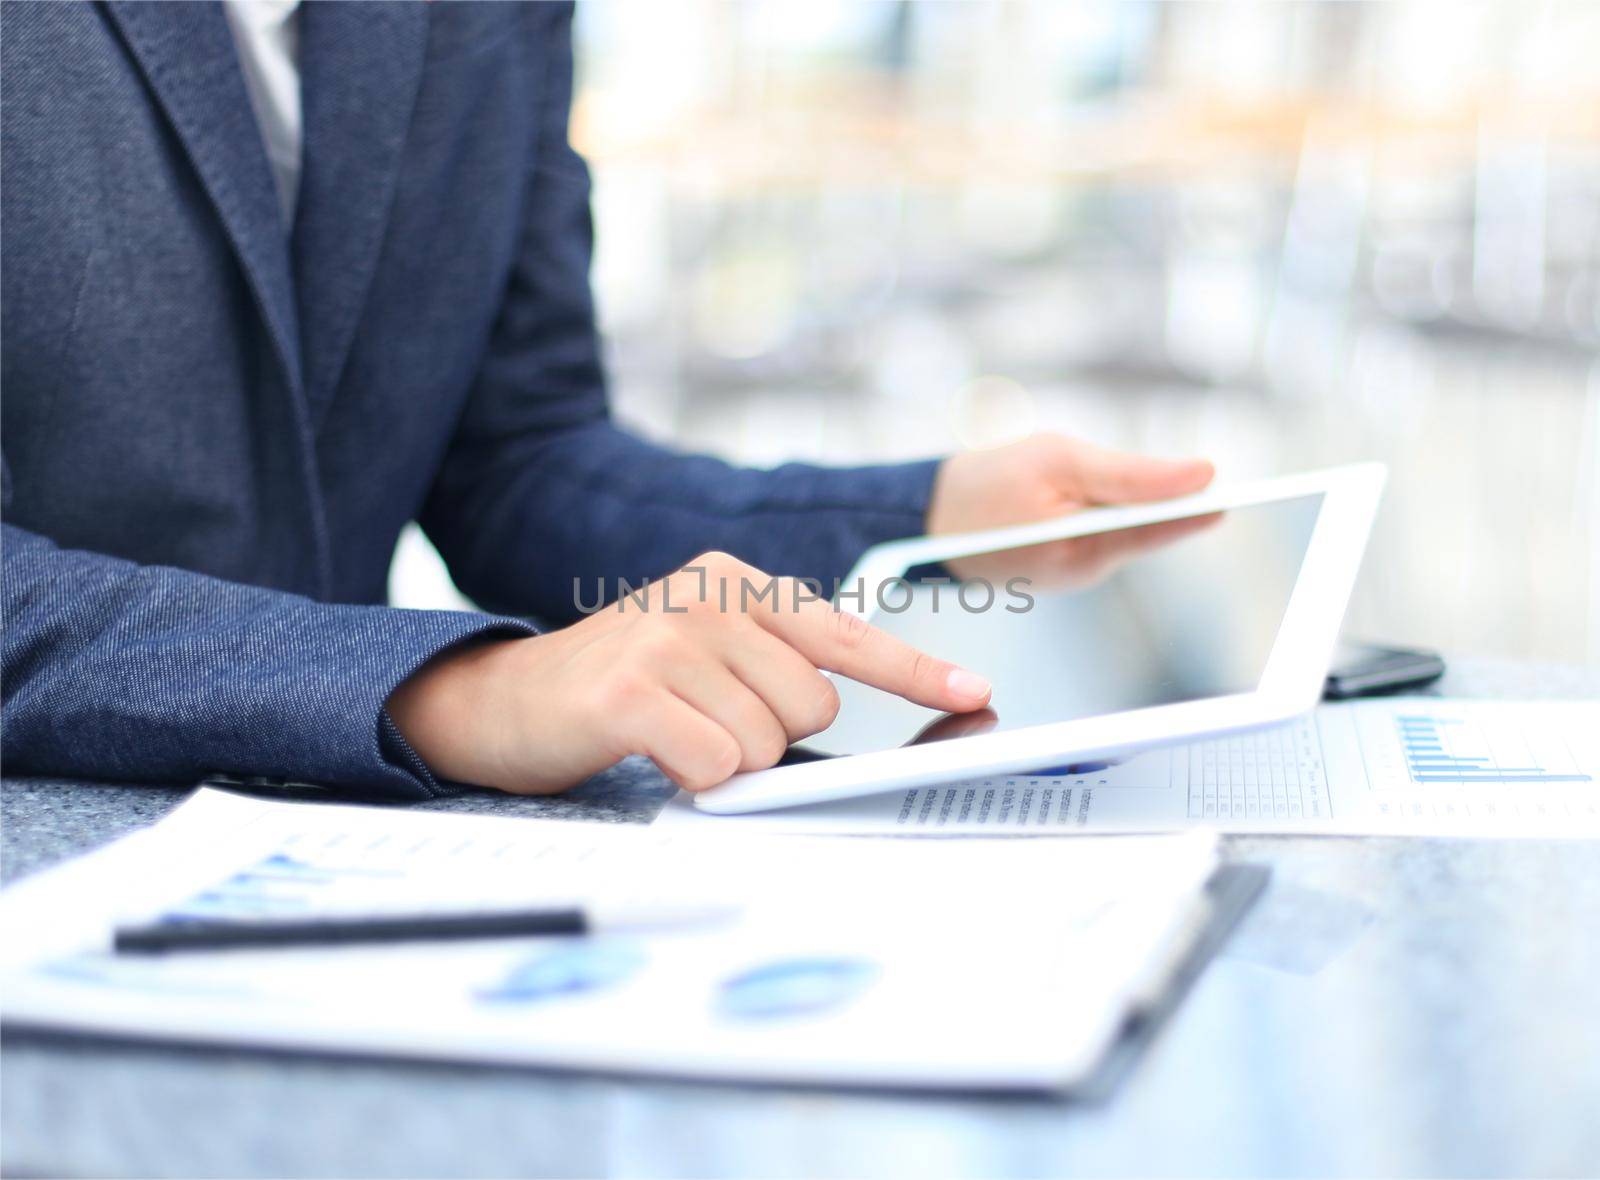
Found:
[393,0,1600,666]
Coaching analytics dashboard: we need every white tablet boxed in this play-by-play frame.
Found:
[693,463,1386,815]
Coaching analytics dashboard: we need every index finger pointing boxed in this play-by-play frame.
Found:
[753,583,992,713]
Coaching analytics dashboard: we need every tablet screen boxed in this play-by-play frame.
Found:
[798,494,1325,758]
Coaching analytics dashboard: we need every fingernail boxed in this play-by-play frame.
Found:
[946,668,992,702]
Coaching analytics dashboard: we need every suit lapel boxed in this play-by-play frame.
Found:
[292,1,430,427]
[102,0,302,395]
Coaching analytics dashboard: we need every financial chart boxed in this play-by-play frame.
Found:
[1388,710,1592,784]
[1341,699,1598,830]
[660,698,1600,836]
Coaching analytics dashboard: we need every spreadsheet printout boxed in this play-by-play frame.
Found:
[657,699,1600,836]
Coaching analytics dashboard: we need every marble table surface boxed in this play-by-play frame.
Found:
[3,656,1598,1178]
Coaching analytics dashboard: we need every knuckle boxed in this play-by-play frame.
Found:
[686,739,741,791]
[807,677,842,731]
[756,722,788,767]
[908,649,940,690]
[791,578,824,607]
[676,582,713,615]
[679,551,759,617]
[826,606,870,652]
[665,572,710,615]
[691,550,743,578]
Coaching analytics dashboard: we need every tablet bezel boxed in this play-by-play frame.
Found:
[692,462,1386,815]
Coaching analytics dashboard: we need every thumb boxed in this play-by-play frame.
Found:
[1061,441,1214,506]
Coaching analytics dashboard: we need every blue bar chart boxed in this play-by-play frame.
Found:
[1395,712,1593,785]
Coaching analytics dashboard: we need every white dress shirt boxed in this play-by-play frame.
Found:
[222,0,302,226]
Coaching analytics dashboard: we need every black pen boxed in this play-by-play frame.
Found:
[113,903,738,955]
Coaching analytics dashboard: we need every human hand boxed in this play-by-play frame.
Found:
[386,552,993,795]
[944,511,1224,590]
[926,434,1215,581]
[927,433,1214,536]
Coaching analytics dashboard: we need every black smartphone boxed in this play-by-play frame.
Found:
[1323,642,1446,700]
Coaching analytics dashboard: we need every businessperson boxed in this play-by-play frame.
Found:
[1,2,1211,798]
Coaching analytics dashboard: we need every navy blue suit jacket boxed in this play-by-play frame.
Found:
[1,2,937,797]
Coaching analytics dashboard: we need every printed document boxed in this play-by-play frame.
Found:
[0,789,1223,1091]
[658,698,1600,836]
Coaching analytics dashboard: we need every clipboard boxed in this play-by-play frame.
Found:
[1072,863,1271,1101]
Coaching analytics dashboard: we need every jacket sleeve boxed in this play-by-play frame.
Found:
[1,517,534,798]
[418,3,939,624]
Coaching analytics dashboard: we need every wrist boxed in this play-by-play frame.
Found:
[925,452,968,536]
[387,636,528,786]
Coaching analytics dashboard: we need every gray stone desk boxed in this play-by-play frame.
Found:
[4,658,1598,1178]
